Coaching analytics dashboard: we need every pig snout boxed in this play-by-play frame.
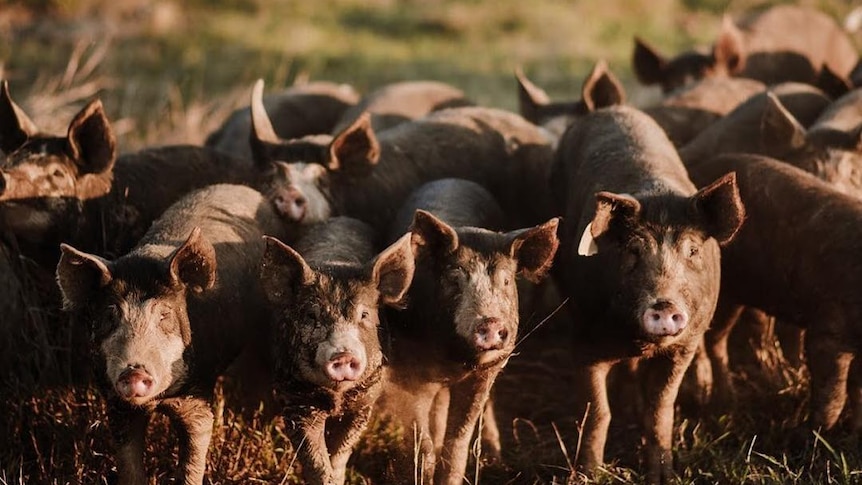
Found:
[642,300,688,337]
[474,317,509,351]
[324,352,365,382]
[272,186,307,222]
[116,366,155,399]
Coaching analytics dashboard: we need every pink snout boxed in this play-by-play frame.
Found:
[474,317,509,351]
[272,186,307,222]
[324,352,365,382]
[116,367,154,399]
[642,301,688,337]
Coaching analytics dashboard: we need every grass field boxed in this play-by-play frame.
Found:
[2,0,862,483]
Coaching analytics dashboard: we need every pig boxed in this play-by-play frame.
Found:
[688,153,862,433]
[678,83,832,168]
[205,80,359,161]
[259,217,415,485]
[377,178,559,484]
[331,80,472,134]
[249,79,555,230]
[55,183,287,485]
[642,77,766,147]
[515,60,625,144]
[551,105,744,483]
[634,5,859,93]
[0,81,256,268]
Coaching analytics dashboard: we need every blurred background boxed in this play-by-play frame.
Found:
[1,0,856,152]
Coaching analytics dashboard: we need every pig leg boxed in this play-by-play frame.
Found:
[806,333,853,431]
[573,361,612,476]
[434,373,497,485]
[682,336,713,411]
[479,396,503,462]
[639,346,697,484]
[848,357,862,431]
[161,395,215,485]
[430,387,450,458]
[327,404,375,485]
[284,411,335,485]
[704,302,745,409]
[108,400,150,485]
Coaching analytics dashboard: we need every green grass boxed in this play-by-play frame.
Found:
[2,0,862,483]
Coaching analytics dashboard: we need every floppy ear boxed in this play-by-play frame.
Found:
[515,67,550,123]
[579,192,641,256]
[65,99,117,175]
[169,227,217,293]
[508,217,560,283]
[56,244,113,311]
[713,15,746,74]
[633,37,668,86]
[250,78,281,168]
[259,235,314,304]
[815,64,852,100]
[691,172,745,246]
[582,60,626,112]
[760,91,807,153]
[370,232,415,307]
[328,112,380,175]
[409,209,459,258]
[0,80,38,154]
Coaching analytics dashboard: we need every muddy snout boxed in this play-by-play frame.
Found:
[641,300,688,337]
[325,352,365,382]
[474,317,510,351]
[316,333,368,383]
[116,366,155,400]
[272,186,307,222]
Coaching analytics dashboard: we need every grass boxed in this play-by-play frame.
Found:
[2,0,862,483]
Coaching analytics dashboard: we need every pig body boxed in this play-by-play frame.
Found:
[260,217,415,485]
[551,105,744,482]
[688,154,862,432]
[634,5,859,93]
[331,80,471,134]
[206,81,359,161]
[56,184,286,485]
[380,178,559,484]
[250,81,554,230]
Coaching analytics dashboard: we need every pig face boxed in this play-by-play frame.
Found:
[0,82,116,242]
[260,234,414,390]
[248,79,380,224]
[57,228,216,405]
[633,17,745,93]
[410,211,560,365]
[578,174,744,343]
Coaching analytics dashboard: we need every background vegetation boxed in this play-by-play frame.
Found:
[1,0,861,483]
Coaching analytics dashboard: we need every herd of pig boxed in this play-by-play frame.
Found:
[4,4,862,484]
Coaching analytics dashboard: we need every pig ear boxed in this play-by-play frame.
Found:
[328,112,380,176]
[0,80,39,154]
[815,64,852,100]
[633,37,667,86]
[508,217,560,284]
[582,192,641,256]
[515,67,550,123]
[370,232,415,307]
[582,60,626,112]
[169,227,217,293]
[409,209,459,257]
[691,172,745,246]
[712,15,746,75]
[65,99,117,175]
[250,78,281,168]
[56,243,113,311]
[760,91,807,152]
[260,235,314,304]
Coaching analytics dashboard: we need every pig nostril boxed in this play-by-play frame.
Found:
[672,314,683,323]
[498,328,509,341]
[295,197,306,208]
[651,313,660,321]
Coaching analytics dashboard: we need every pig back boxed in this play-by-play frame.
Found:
[134,184,287,378]
[293,216,377,268]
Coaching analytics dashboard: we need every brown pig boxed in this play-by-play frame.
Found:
[551,105,744,483]
[378,178,559,484]
[249,79,554,230]
[331,80,472,134]
[259,217,415,485]
[56,184,287,485]
[688,154,862,433]
[634,5,859,93]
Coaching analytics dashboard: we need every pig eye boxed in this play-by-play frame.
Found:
[361,310,369,320]
[52,169,65,179]
[688,245,700,258]
[159,311,170,321]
